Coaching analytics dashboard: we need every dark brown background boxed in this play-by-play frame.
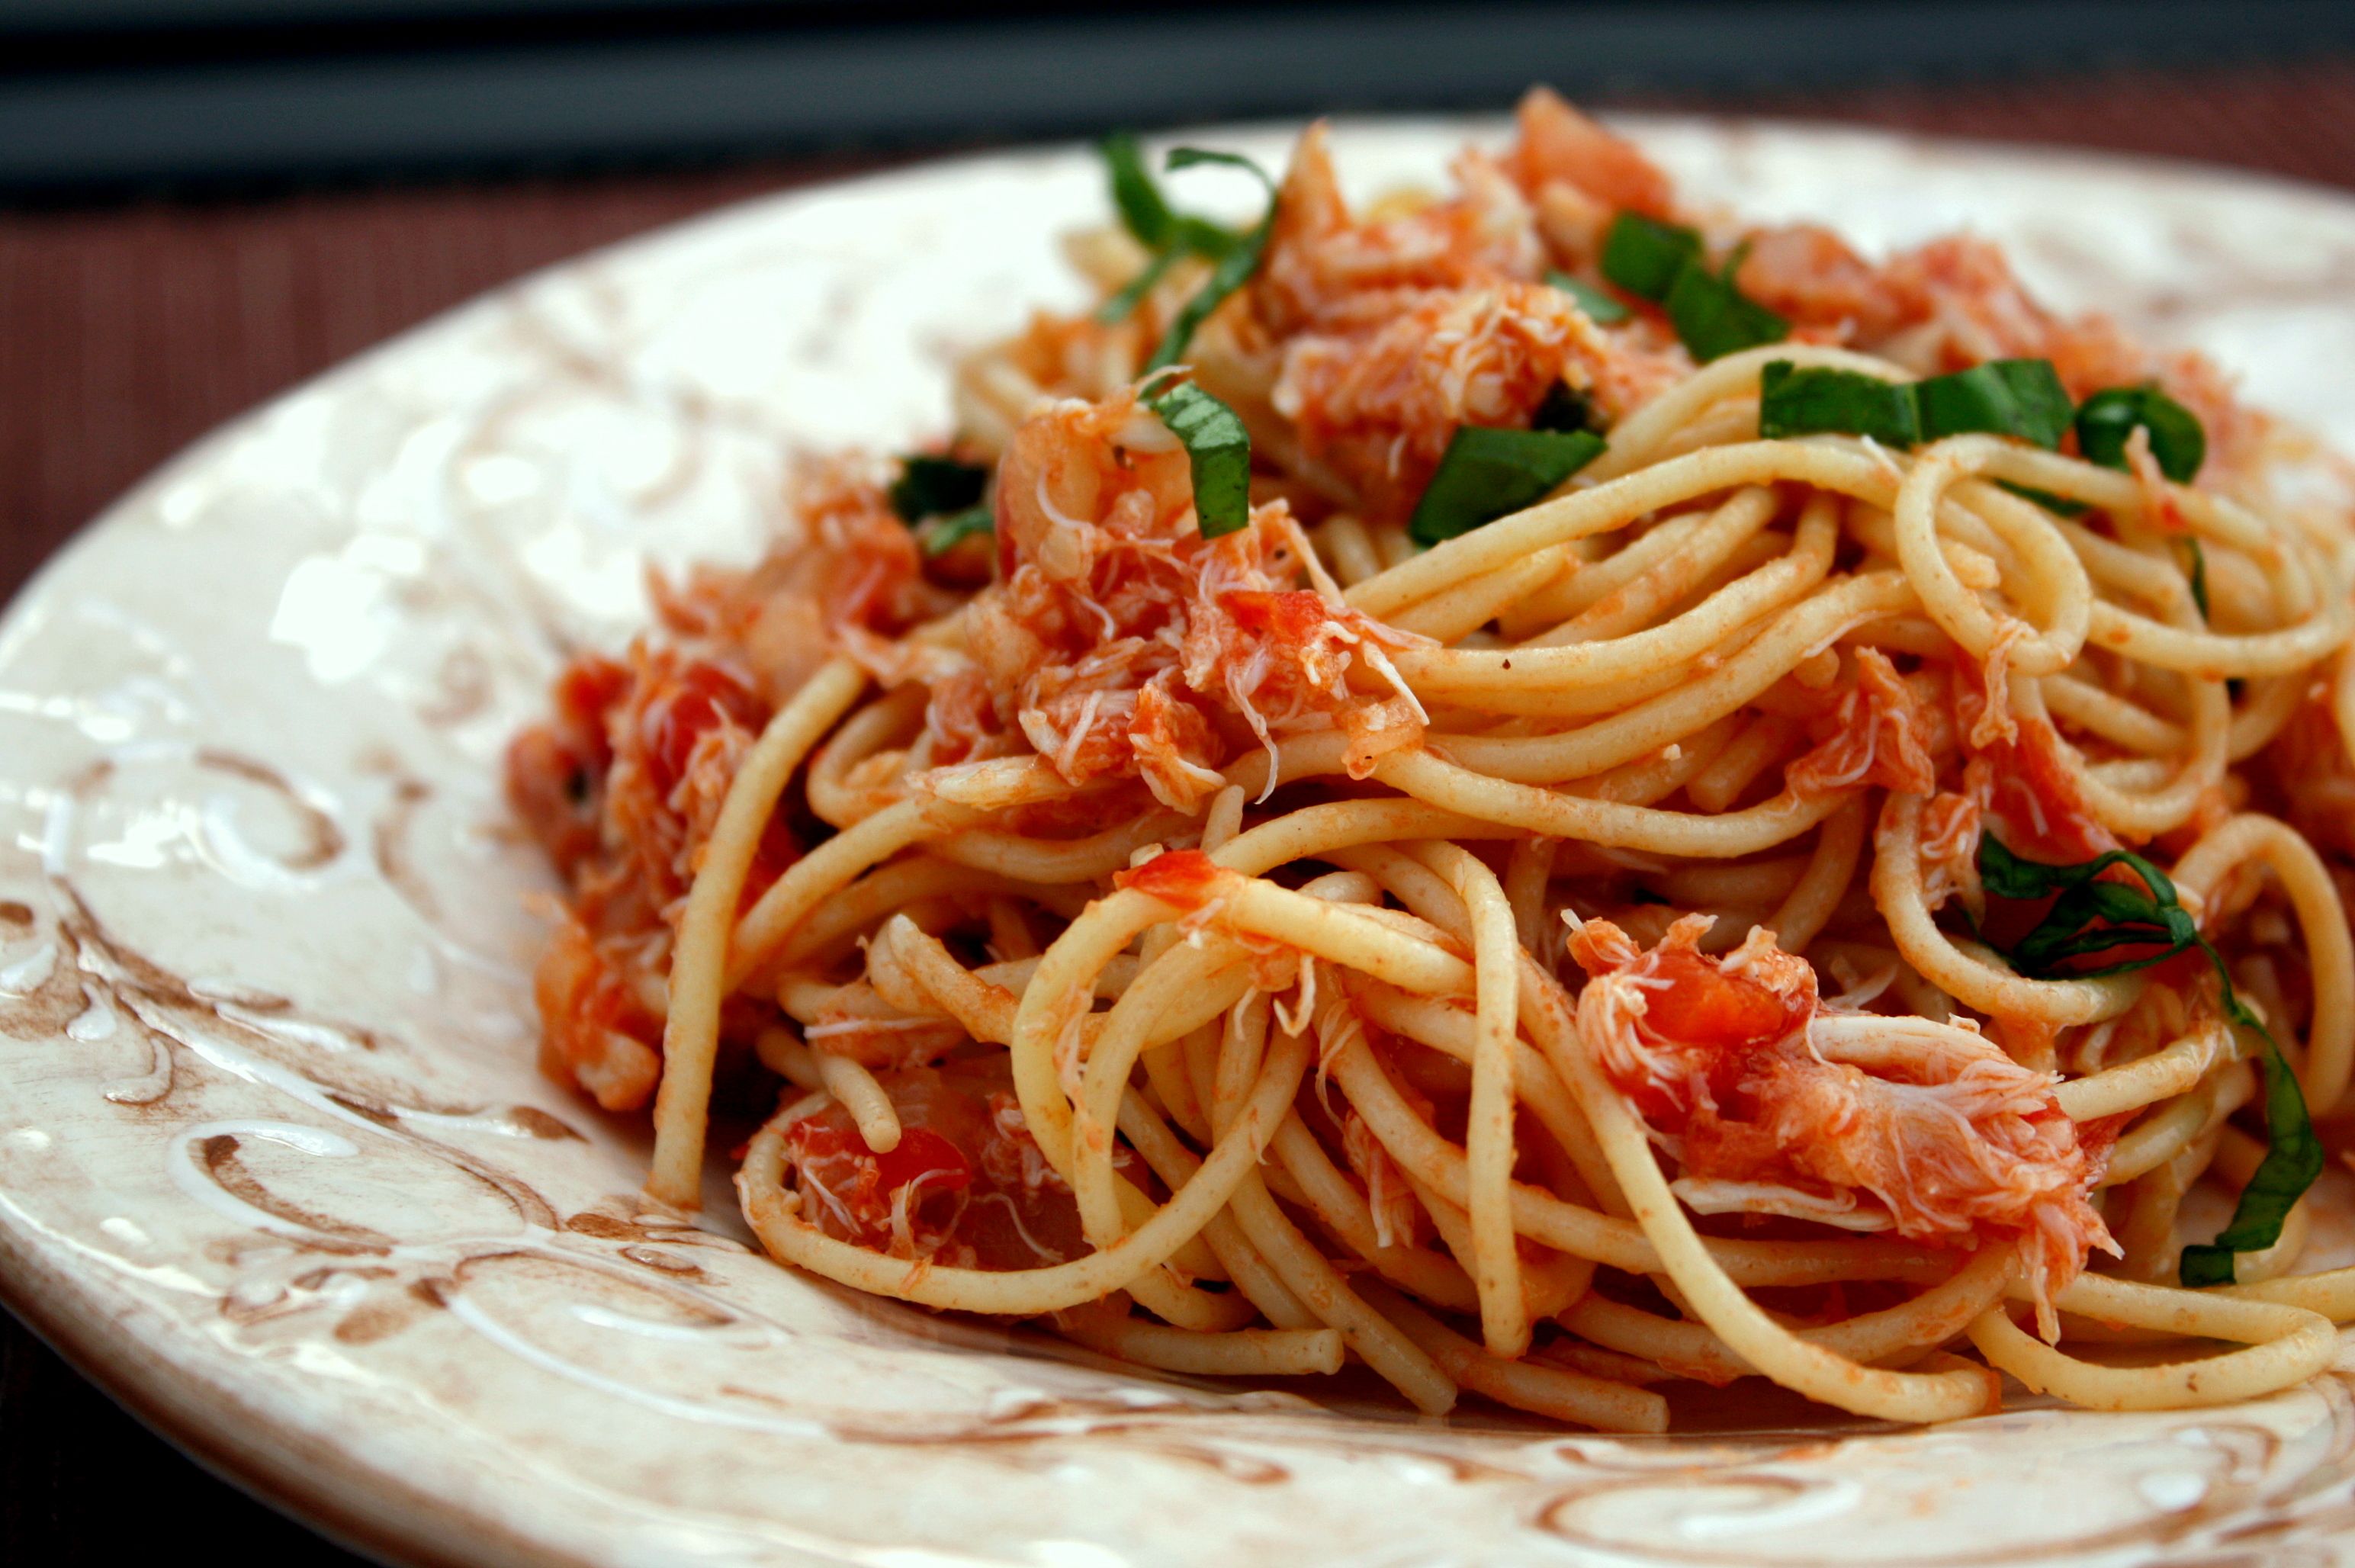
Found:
[5,56,2355,1565]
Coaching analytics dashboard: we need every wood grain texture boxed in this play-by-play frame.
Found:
[2,56,2353,1564]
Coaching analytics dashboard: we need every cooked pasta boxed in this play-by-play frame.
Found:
[505,90,2355,1431]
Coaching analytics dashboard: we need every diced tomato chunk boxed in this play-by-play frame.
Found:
[873,1126,973,1194]
[1640,947,1804,1055]
[554,654,631,770]
[781,1065,1089,1270]
[1113,848,1227,912]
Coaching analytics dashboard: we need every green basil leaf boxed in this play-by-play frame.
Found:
[915,504,994,557]
[1754,356,2096,464]
[1097,138,1264,342]
[2077,384,2207,484]
[1975,831,2066,900]
[1094,247,1183,325]
[1600,212,1703,301]
[1977,834,2194,982]
[1409,426,1606,545]
[889,454,990,524]
[1975,836,2183,936]
[2013,892,2189,972]
[1914,358,2074,449]
[1544,268,1632,326]
[1758,361,1920,446]
[1143,147,1279,373]
[1531,382,1605,435]
[1149,379,1255,538]
[1975,834,2321,1284]
[1172,214,1241,260]
[1145,221,1271,371]
[2181,1030,2325,1286]
[1663,249,1788,364]
[1100,132,1177,252]
[1166,145,1277,196]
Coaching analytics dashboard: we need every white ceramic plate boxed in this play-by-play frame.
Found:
[8,116,2355,1568]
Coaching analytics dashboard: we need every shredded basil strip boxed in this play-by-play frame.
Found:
[1915,358,2074,449]
[1598,215,1785,362]
[1140,148,1279,373]
[1666,244,1789,363]
[1101,132,1178,251]
[1165,145,1276,190]
[2076,383,2206,484]
[1976,835,2324,1284]
[1757,363,2200,503]
[1148,378,1254,538]
[1531,381,1605,435]
[2183,1043,2321,1287]
[1756,357,2072,451]
[1544,268,1631,326]
[1409,426,1606,546]
[1145,217,1271,371]
[1096,137,1272,353]
[1094,247,1184,326]
[1599,212,1702,300]
[915,504,994,557]
[889,454,990,524]
[1759,362,1919,446]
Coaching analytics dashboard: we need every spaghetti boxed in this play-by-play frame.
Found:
[507,91,2355,1431]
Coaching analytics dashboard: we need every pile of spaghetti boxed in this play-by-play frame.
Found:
[507,92,2355,1431]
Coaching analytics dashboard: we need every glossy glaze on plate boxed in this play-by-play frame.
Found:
[5,118,2355,1567]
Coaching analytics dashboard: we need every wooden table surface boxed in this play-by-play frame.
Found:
[5,56,2355,1566]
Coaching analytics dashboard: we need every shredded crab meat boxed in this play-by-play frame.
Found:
[980,1090,1072,1197]
[935,390,1428,808]
[654,455,944,696]
[1569,914,2115,1335]
[1951,649,2120,862]
[1785,647,1938,798]
[1304,988,1360,1122]
[1916,789,1984,916]
[779,1065,1097,1271]
[527,911,663,1112]
[1345,1108,1425,1250]
[1254,108,1686,522]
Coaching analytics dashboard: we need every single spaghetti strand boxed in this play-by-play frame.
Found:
[1421,843,1528,1356]
[648,657,866,1207]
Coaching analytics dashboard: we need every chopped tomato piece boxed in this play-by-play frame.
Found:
[1113,848,1226,911]
[1641,946,1806,1056]
[782,1064,1091,1271]
[506,653,632,879]
[791,1119,972,1201]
